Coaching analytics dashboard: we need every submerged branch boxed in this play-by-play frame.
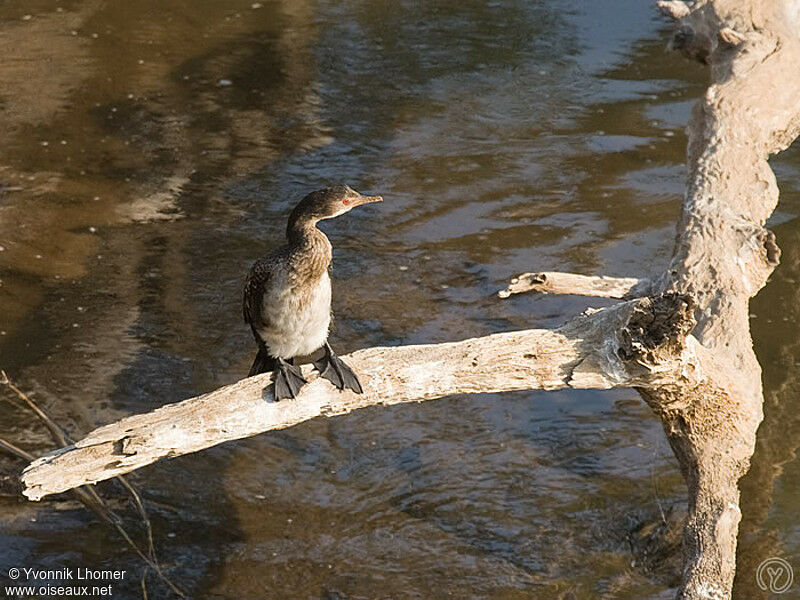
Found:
[1,373,186,598]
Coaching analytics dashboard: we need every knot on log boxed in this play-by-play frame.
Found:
[759,228,781,266]
[718,27,747,47]
[113,437,136,457]
[670,25,712,64]
[617,293,696,366]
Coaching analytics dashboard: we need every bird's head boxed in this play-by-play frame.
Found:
[294,184,383,224]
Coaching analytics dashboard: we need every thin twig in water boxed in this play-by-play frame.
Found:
[0,371,70,447]
[0,437,34,462]
[650,445,667,525]
[0,371,186,598]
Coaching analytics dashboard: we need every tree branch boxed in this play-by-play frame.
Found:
[22,293,700,501]
[498,271,647,299]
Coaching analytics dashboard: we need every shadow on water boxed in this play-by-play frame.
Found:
[0,1,798,599]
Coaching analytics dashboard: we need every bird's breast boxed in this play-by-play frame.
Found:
[259,270,332,358]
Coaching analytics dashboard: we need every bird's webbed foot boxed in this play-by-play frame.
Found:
[313,342,363,394]
[273,358,308,401]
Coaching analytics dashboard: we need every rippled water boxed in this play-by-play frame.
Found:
[1,1,799,599]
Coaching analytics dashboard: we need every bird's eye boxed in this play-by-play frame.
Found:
[342,198,349,205]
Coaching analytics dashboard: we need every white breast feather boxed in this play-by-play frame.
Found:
[258,270,331,359]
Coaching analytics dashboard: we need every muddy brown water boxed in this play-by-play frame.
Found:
[0,1,798,599]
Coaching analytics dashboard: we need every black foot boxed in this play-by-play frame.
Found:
[313,343,363,394]
[273,358,307,401]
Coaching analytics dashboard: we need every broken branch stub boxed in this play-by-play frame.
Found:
[499,271,647,299]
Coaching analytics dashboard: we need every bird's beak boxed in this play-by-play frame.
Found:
[352,193,383,207]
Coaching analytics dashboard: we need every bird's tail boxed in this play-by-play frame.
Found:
[248,345,276,377]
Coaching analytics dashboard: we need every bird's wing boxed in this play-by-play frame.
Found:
[243,261,270,341]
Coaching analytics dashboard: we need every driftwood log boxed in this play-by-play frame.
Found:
[19,1,800,598]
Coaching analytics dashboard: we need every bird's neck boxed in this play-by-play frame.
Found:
[287,211,317,243]
[286,219,332,281]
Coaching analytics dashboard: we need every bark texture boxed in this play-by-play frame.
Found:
[17,1,800,598]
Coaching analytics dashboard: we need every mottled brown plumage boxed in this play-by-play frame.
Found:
[243,185,382,400]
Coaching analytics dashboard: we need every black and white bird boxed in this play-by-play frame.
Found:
[243,185,382,400]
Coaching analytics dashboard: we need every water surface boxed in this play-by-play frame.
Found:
[1,1,798,599]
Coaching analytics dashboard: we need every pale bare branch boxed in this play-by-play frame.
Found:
[22,294,702,501]
[498,272,646,299]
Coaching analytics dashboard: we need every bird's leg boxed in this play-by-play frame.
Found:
[313,342,363,394]
[272,357,307,401]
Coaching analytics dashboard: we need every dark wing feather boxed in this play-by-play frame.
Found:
[243,259,272,343]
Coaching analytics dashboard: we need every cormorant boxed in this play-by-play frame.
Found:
[243,185,382,400]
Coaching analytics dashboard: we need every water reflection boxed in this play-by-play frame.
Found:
[0,1,797,599]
